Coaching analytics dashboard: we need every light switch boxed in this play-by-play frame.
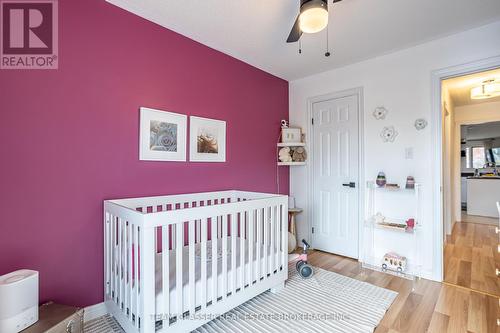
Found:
[405,147,414,160]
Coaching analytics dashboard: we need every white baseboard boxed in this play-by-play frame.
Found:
[84,302,108,323]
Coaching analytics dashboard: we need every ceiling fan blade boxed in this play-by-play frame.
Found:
[286,14,302,43]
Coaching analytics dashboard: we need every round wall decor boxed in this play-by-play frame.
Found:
[381,126,398,143]
[373,106,388,120]
[414,118,428,130]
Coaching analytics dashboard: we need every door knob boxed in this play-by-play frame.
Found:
[342,182,356,188]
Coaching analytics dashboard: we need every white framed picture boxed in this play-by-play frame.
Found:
[281,127,302,143]
[189,116,226,162]
[139,107,187,161]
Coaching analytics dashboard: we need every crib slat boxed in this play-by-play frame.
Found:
[256,208,262,282]
[175,223,183,319]
[218,216,222,239]
[161,225,169,328]
[196,219,201,243]
[231,213,237,295]
[111,214,116,302]
[275,205,281,272]
[263,208,269,279]
[140,227,156,333]
[124,222,132,317]
[170,203,176,247]
[188,220,195,315]
[105,213,110,297]
[281,204,287,271]
[118,218,124,310]
[221,214,228,300]
[270,206,276,275]
[201,218,208,309]
[239,212,245,290]
[248,210,254,285]
[134,225,139,329]
[211,217,218,304]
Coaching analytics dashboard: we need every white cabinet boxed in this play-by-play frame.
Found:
[467,178,500,217]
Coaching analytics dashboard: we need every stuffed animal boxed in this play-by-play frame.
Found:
[278,147,292,162]
[292,147,307,162]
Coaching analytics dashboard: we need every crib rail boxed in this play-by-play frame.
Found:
[104,191,288,333]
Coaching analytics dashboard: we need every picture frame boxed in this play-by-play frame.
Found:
[139,107,187,161]
[189,116,226,162]
[281,127,302,143]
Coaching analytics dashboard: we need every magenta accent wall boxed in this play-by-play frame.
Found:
[0,0,289,307]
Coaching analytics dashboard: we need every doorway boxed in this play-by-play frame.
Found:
[441,68,500,296]
[310,91,361,258]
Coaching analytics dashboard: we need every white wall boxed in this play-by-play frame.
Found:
[442,86,456,237]
[452,101,500,222]
[289,21,500,281]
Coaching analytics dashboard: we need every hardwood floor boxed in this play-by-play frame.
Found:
[306,250,499,333]
[461,212,498,226]
[444,222,499,296]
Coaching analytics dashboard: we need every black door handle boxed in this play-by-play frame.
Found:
[342,182,356,188]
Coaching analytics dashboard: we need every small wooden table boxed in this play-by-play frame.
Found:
[288,208,303,245]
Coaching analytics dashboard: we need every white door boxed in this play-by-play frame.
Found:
[311,95,359,258]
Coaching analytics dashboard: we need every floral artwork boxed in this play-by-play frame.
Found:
[414,118,428,130]
[381,126,398,143]
[190,116,226,162]
[373,107,388,120]
[150,121,177,152]
[140,107,187,161]
[197,126,219,154]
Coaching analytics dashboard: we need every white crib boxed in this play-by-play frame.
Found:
[103,190,288,333]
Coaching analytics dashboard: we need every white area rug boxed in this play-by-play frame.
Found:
[86,265,397,333]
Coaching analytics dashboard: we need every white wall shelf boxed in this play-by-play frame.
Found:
[277,142,305,147]
[277,162,306,166]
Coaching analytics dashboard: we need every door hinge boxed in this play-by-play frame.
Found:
[311,118,314,125]
[311,227,315,234]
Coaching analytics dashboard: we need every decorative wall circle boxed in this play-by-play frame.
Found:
[381,126,398,143]
[373,107,388,120]
[414,118,428,130]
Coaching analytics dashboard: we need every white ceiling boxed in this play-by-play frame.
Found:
[106,0,500,81]
[444,68,500,107]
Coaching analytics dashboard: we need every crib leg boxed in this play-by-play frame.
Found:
[270,281,285,294]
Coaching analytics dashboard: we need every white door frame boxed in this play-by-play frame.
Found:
[430,55,500,281]
[305,87,365,258]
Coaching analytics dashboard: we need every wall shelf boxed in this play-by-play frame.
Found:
[362,181,422,288]
[277,162,306,166]
[277,142,305,147]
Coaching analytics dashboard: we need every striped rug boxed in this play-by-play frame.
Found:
[86,265,397,333]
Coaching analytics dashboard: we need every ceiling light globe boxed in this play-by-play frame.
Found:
[299,7,329,34]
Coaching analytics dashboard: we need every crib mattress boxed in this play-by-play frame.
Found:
[154,237,283,315]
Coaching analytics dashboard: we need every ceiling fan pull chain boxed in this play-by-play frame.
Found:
[325,21,331,57]
[299,39,302,54]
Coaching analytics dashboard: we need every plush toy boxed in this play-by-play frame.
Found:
[279,147,292,162]
[292,147,307,162]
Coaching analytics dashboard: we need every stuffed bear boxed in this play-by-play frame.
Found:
[278,147,292,162]
[292,147,307,162]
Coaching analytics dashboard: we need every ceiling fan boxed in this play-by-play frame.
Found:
[287,0,343,43]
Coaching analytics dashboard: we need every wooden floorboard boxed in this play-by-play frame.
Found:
[305,250,499,333]
[444,222,500,296]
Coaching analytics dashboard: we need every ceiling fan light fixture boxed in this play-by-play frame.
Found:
[470,79,500,100]
[299,1,328,34]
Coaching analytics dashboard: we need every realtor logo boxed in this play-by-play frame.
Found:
[1,0,58,69]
